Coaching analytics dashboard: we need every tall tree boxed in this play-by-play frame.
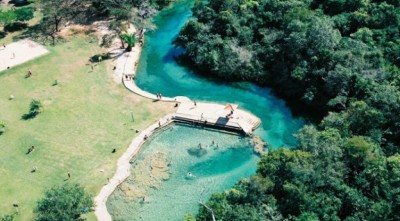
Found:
[35,183,93,221]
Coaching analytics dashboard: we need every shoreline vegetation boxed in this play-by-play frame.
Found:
[176,0,400,220]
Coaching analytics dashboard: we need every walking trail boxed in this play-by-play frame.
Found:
[94,33,261,221]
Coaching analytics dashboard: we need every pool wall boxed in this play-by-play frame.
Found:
[94,114,174,221]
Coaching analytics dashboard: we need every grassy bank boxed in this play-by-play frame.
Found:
[0,35,174,220]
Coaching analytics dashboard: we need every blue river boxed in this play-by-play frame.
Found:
[107,1,304,220]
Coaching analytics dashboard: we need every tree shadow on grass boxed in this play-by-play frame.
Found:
[21,112,38,120]
[12,23,66,46]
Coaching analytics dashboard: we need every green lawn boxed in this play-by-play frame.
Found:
[0,35,175,220]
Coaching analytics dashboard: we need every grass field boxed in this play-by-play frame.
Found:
[0,35,175,220]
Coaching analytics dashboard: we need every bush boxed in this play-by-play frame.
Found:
[0,10,16,25]
[14,7,34,22]
[22,99,42,120]
[0,214,14,221]
[0,7,33,28]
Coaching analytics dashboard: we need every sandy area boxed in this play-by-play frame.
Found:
[0,39,49,72]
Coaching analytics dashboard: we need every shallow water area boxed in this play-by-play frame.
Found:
[107,125,259,221]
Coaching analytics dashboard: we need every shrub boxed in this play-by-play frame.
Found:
[0,214,14,221]
[0,10,16,25]
[0,7,33,29]
[14,7,34,22]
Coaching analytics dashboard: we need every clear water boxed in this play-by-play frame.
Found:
[108,0,304,220]
[107,125,259,221]
[136,0,304,148]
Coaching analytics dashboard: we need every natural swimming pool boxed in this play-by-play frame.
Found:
[107,0,304,220]
[107,125,258,221]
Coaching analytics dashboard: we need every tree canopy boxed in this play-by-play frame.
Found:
[34,183,93,221]
[177,0,400,220]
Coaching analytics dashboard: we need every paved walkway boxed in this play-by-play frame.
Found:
[0,39,49,72]
[116,44,191,102]
[94,115,174,221]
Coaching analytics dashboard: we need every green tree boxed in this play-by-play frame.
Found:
[14,7,34,22]
[0,10,17,25]
[121,33,137,51]
[36,0,90,45]
[35,183,93,221]
[0,214,14,221]
[38,0,89,32]
[179,0,400,219]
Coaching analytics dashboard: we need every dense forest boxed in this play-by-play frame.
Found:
[176,0,400,220]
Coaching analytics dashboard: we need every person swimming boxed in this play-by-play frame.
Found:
[187,172,196,178]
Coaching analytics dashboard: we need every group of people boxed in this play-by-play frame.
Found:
[198,140,219,150]
[124,74,134,81]
[156,93,162,100]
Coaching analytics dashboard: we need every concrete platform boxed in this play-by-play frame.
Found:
[176,101,261,135]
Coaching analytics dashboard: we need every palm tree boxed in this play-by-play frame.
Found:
[121,33,137,51]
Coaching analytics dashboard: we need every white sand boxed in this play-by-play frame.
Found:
[0,39,49,72]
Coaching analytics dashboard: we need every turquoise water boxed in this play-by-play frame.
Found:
[107,125,259,221]
[108,0,304,220]
[136,0,303,148]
